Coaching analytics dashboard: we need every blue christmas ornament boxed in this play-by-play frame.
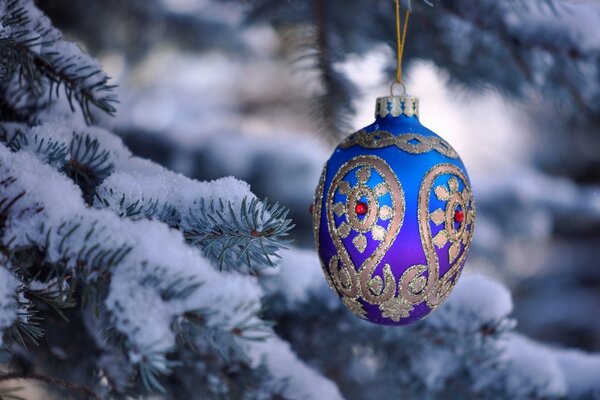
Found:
[312,96,476,325]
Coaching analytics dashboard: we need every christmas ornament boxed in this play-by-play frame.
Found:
[311,2,475,325]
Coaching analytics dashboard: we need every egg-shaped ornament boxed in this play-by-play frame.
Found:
[312,95,475,325]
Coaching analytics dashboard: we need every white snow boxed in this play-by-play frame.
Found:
[0,143,264,360]
[431,273,513,332]
[106,218,264,356]
[261,249,600,398]
[554,346,600,398]
[503,334,567,398]
[413,347,460,392]
[4,122,132,172]
[265,248,327,305]
[5,120,263,241]
[261,247,341,313]
[28,122,131,163]
[0,144,87,251]
[245,336,344,400]
[97,156,255,223]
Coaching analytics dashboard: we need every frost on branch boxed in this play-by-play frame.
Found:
[95,157,294,271]
[0,85,316,396]
[0,0,314,392]
[245,336,344,400]
[0,143,256,333]
[1,121,293,272]
[0,127,322,397]
[262,247,600,399]
[0,116,300,397]
[0,0,116,123]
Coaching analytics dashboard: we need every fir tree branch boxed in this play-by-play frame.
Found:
[96,175,295,272]
[0,0,117,123]
[183,197,294,271]
[63,133,114,203]
[33,47,118,124]
[312,0,355,143]
[438,1,589,61]
[7,128,68,166]
[280,0,357,144]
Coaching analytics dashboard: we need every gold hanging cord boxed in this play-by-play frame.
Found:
[392,0,411,96]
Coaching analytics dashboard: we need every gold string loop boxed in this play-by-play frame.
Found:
[393,0,411,93]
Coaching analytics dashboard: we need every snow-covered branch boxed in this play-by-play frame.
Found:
[0,0,116,123]
[262,247,600,399]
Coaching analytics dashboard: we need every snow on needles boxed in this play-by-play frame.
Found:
[503,334,567,398]
[97,156,255,222]
[0,143,263,359]
[0,1,345,395]
[264,251,600,397]
[501,333,600,398]
[245,336,344,400]
[7,121,258,222]
[264,247,331,305]
[105,218,264,358]
[553,346,600,398]
[435,273,514,331]
[0,124,344,399]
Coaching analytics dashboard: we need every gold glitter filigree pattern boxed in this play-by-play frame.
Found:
[330,158,397,251]
[325,156,405,318]
[416,164,476,310]
[342,297,367,319]
[318,155,475,322]
[380,295,413,322]
[352,234,368,253]
[340,130,459,159]
[430,177,474,264]
[313,165,336,293]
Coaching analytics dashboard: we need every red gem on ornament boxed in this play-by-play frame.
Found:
[355,202,368,216]
[454,210,464,223]
[309,203,314,215]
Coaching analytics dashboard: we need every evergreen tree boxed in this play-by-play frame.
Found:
[0,0,599,399]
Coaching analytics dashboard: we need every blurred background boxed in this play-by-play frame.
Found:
[36,0,600,355]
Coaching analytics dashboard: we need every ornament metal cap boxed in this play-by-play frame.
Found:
[375,96,419,119]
